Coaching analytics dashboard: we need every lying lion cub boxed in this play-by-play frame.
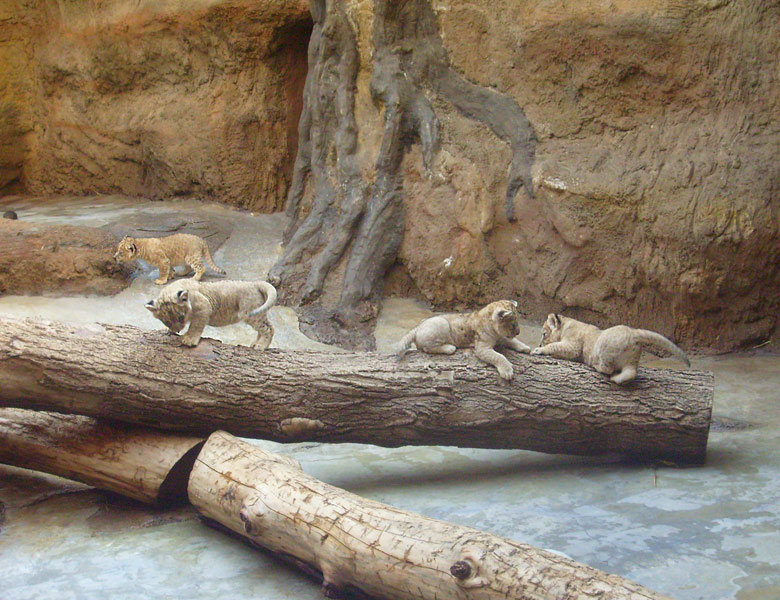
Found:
[396,300,530,380]
[115,233,226,285]
[531,314,690,384]
[146,279,277,348]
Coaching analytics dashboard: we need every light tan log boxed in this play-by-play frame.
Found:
[0,408,204,506]
[189,431,670,600]
[0,316,713,463]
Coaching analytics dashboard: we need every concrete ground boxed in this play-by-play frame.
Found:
[0,196,778,600]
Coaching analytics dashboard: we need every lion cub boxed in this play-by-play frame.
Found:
[114,234,226,285]
[396,300,530,380]
[531,314,690,384]
[145,279,277,348]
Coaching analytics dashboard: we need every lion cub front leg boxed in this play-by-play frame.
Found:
[474,340,513,381]
[504,336,531,353]
[154,259,173,285]
[531,341,580,360]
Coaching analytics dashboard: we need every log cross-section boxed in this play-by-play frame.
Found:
[0,317,713,463]
[189,431,671,600]
[0,408,204,506]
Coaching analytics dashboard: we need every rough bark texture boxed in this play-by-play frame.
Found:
[0,408,204,506]
[0,0,311,211]
[269,0,535,349]
[0,317,712,463]
[189,431,670,600]
[0,218,130,296]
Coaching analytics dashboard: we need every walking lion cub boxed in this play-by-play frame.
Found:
[145,279,277,348]
[531,314,690,384]
[396,300,530,380]
[114,233,226,285]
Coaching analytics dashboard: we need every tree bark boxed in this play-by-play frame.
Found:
[0,317,712,463]
[189,431,671,600]
[269,0,535,349]
[0,408,204,506]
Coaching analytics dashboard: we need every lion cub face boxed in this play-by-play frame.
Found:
[146,288,192,333]
[114,237,138,262]
[540,313,564,346]
[489,300,521,339]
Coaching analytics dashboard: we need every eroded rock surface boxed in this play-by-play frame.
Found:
[0,0,311,211]
[275,0,779,351]
[0,219,129,296]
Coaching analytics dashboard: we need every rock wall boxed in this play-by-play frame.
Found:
[0,0,311,211]
[274,0,779,351]
[1,0,777,350]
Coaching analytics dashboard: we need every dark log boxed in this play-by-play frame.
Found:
[0,408,204,506]
[188,431,671,600]
[0,316,712,463]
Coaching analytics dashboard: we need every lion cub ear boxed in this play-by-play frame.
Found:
[145,300,157,313]
[497,309,510,319]
[176,289,189,303]
[510,300,518,307]
[546,313,562,329]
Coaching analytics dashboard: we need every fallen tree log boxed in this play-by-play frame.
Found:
[0,317,713,463]
[189,431,671,600]
[0,408,204,506]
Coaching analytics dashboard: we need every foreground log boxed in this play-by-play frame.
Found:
[0,408,204,505]
[189,431,670,600]
[0,317,713,463]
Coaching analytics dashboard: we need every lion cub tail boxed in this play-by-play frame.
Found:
[248,281,278,319]
[203,245,227,275]
[395,326,419,359]
[633,329,690,367]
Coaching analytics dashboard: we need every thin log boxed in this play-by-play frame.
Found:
[0,317,713,463]
[0,408,204,506]
[188,431,671,600]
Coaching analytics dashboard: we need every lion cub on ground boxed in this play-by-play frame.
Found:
[145,279,277,348]
[115,234,226,285]
[396,300,530,380]
[531,314,690,384]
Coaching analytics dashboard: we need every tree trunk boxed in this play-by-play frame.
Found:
[269,0,535,349]
[0,408,204,506]
[189,431,670,600]
[0,317,713,463]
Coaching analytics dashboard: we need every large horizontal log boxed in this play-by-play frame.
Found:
[189,431,671,600]
[0,408,204,505]
[0,316,713,463]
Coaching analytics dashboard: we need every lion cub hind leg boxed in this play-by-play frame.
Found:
[246,314,274,350]
[187,256,206,281]
[610,365,637,384]
[413,316,454,354]
[422,343,457,354]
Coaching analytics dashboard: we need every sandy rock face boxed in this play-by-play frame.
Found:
[0,0,311,211]
[388,0,780,351]
[0,219,129,296]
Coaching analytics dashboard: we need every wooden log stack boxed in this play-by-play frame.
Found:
[0,315,711,598]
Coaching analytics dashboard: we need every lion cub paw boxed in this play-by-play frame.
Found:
[497,362,514,381]
[154,277,168,285]
[180,336,200,347]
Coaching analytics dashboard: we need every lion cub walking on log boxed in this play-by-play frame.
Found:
[145,279,277,348]
[531,314,690,384]
[115,234,226,285]
[396,300,530,381]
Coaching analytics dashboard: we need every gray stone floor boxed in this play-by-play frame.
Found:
[0,196,778,600]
